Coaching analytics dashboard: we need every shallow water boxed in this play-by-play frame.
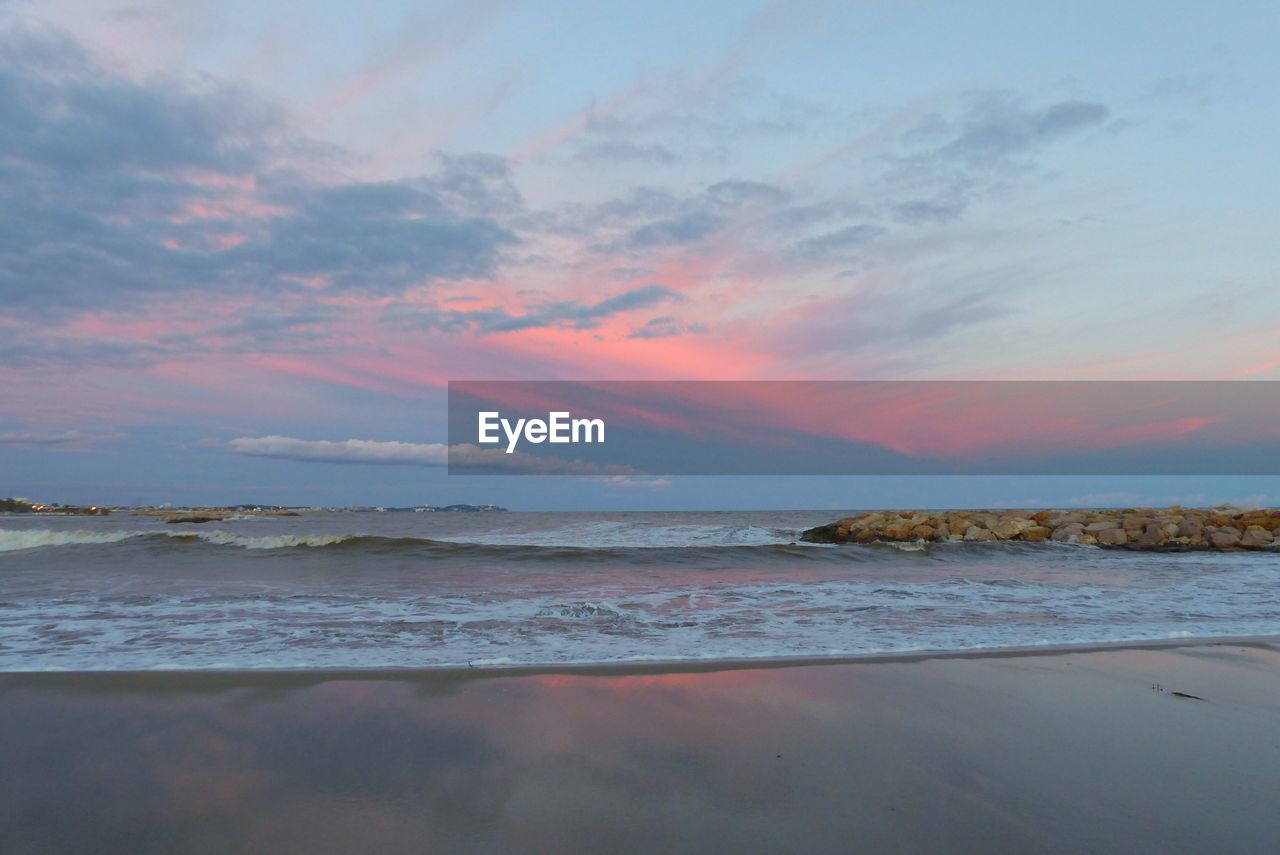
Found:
[1,510,1278,670]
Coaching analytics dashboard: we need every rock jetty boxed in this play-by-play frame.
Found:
[801,507,1280,551]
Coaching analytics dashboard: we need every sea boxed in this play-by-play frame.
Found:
[1,510,1277,671]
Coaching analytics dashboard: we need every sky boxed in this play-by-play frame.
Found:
[1,0,1278,509]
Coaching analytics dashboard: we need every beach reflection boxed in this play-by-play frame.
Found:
[0,666,870,854]
[4,648,1279,854]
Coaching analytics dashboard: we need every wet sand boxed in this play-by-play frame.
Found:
[3,642,1279,854]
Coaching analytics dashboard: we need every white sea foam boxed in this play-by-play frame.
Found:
[0,528,354,552]
[187,532,352,549]
[434,520,790,548]
[4,511,1279,671]
[0,529,143,552]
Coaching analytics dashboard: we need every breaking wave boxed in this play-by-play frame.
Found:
[0,529,141,552]
[0,527,1054,564]
[0,529,358,553]
[4,510,1280,670]
[0,526,1235,563]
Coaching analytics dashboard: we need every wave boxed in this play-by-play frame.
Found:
[0,529,356,553]
[0,527,1255,567]
[430,521,792,548]
[169,532,353,549]
[0,527,927,561]
[0,529,142,552]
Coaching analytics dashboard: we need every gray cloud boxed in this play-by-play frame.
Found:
[573,140,679,165]
[533,179,795,254]
[0,428,91,445]
[0,304,354,368]
[791,224,884,260]
[627,209,724,249]
[229,435,635,475]
[228,180,515,296]
[0,26,276,176]
[766,283,1013,373]
[228,436,449,465]
[869,92,1111,228]
[0,26,518,312]
[889,192,969,224]
[627,316,708,339]
[530,93,1112,284]
[898,93,1110,172]
[388,283,682,335]
[0,23,1118,379]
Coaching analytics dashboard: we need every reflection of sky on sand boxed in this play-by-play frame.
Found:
[3,648,1280,853]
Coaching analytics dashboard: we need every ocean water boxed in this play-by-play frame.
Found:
[1,510,1277,671]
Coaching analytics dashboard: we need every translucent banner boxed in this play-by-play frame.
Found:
[446,381,1280,475]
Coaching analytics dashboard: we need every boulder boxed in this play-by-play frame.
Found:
[1210,528,1241,549]
[1137,523,1168,548]
[1122,515,1150,536]
[963,525,997,542]
[1095,527,1128,547]
[991,518,1031,540]
[911,525,937,541]
[882,520,916,540]
[1021,526,1052,542]
[1240,526,1274,548]
[800,522,845,543]
[1238,512,1275,530]
[1051,523,1085,543]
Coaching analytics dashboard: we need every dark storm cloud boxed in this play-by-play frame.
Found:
[0,26,518,313]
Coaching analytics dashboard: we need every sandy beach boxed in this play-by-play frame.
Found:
[3,641,1279,854]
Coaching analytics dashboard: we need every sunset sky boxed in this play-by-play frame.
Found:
[2,0,1277,509]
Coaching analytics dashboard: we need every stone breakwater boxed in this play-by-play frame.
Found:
[800,507,1280,551]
